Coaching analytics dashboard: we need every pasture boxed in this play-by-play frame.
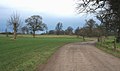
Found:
[96,36,120,58]
[0,35,81,71]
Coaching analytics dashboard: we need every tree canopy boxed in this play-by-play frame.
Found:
[25,15,47,37]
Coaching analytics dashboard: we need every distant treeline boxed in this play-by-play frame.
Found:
[3,12,119,43]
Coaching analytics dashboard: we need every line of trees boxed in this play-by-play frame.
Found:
[7,13,47,39]
[74,18,114,41]
[6,13,78,39]
[48,22,74,35]
[48,23,74,35]
[48,18,114,40]
[6,13,114,40]
[6,13,76,39]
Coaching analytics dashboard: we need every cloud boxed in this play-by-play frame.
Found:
[0,0,76,16]
[0,0,99,33]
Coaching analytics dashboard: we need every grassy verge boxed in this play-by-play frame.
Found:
[0,35,82,71]
[96,36,120,58]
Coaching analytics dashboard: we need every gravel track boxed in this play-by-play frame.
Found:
[38,41,120,71]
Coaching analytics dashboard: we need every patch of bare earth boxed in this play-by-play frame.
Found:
[38,41,120,71]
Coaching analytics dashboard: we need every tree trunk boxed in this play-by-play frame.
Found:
[116,29,120,43]
[13,23,17,39]
[77,34,79,38]
[113,38,117,51]
[6,28,8,37]
[83,36,85,41]
[100,36,103,45]
[98,36,100,42]
[14,31,16,39]
[6,33,8,37]
[33,31,35,38]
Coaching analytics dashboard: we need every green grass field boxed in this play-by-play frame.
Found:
[0,35,81,71]
[99,36,120,48]
[96,36,120,58]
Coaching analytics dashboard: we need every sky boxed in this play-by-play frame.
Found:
[0,0,98,33]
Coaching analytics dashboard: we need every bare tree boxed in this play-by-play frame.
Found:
[76,0,108,14]
[25,15,47,38]
[8,13,21,39]
[5,23,9,37]
[75,27,80,38]
[21,26,29,34]
[65,26,73,35]
[80,27,86,41]
[85,19,96,37]
[43,23,48,34]
[55,22,63,35]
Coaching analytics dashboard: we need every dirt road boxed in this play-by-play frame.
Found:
[39,41,120,71]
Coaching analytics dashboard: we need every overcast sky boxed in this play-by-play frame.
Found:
[0,0,97,32]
